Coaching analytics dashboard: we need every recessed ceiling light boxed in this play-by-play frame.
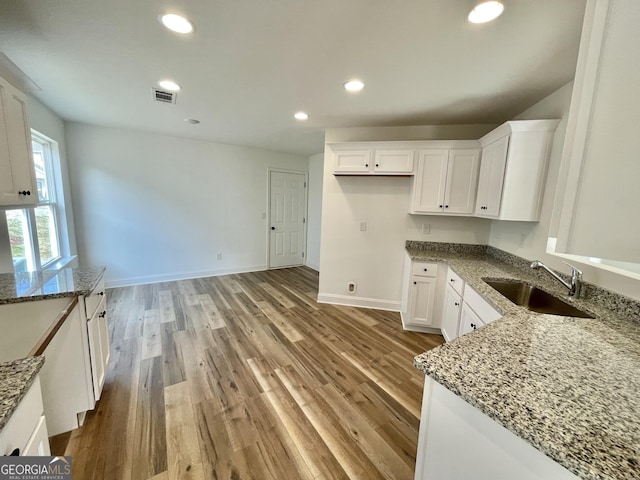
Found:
[343,80,365,92]
[158,80,181,91]
[160,13,194,34]
[294,112,309,120]
[468,1,504,24]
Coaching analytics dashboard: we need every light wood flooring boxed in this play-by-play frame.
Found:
[57,267,444,479]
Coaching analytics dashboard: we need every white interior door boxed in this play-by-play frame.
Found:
[269,170,307,268]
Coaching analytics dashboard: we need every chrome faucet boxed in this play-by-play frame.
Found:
[530,260,583,297]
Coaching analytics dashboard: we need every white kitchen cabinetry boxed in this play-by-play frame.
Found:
[401,256,442,332]
[83,278,110,401]
[0,74,37,207]
[458,285,502,337]
[0,376,51,456]
[415,377,580,480]
[329,142,415,175]
[441,268,464,342]
[475,120,559,221]
[410,148,480,215]
[0,297,95,436]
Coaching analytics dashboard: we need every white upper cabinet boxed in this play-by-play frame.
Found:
[410,146,480,215]
[475,120,559,221]
[0,75,37,207]
[329,142,414,175]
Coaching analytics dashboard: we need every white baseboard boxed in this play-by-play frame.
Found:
[106,264,268,288]
[317,293,401,312]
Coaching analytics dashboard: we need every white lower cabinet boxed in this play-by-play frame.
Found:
[459,301,484,336]
[415,377,579,480]
[0,376,51,457]
[441,285,462,341]
[401,256,442,332]
[87,295,110,401]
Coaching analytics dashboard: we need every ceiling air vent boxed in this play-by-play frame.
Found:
[152,87,177,104]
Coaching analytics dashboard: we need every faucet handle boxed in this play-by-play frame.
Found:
[562,261,583,277]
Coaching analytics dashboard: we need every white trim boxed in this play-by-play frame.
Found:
[105,264,267,288]
[400,312,442,334]
[267,167,309,270]
[317,293,400,312]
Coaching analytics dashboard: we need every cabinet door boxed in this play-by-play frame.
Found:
[410,149,448,213]
[442,286,462,342]
[0,77,36,206]
[459,302,484,336]
[373,149,414,174]
[476,136,509,217]
[22,416,50,456]
[443,149,480,214]
[407,276,438,327]
[88,297,108,401]
[333,149,372,174]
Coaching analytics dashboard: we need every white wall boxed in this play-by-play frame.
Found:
[306,153,323,271]
[489,81,640,301]
[65,123,308,287]
[318,125,496,311]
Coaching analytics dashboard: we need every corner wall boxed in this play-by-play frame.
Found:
[305,153,324,271]
[65,123,308,287]
[318,125,496,310]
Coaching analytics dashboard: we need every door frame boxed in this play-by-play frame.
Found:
[266,168,309,269]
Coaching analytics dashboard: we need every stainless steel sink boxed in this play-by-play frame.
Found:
[484,280,594,318]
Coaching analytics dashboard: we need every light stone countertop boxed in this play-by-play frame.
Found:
[408,242,640,480]
[0,266,105,305]
[0,356,45,432]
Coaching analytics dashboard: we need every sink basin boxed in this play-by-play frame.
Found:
[484,280,594,318]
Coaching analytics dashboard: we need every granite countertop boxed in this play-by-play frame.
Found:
[408,242,640,480]
[0,266,105,305]
[0,356,45,432]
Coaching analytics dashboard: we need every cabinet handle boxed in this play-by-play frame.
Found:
[365,164,369,167]
[450,278,455,282]
[439,204,443,208]
[423,268,428,272]
[99,311,106,318]
[454,302,459,306]
[375,163,379,167]
[471,323,477,330]
[413,281,417,285]
[271,226,275,230]
[98,291,105,296]
[18,190,31,196]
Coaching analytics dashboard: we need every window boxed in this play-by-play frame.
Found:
[6,132,64,273]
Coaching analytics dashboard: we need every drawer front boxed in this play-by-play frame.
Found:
[447,267,464,296]
[85,277,106,319]
[411,262,438,277]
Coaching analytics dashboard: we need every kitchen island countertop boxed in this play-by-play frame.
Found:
[409,242,640,480]
[0,266,105,305]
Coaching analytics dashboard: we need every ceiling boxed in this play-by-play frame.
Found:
[0,0,587,156]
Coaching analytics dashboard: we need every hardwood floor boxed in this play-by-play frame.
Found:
[59,267,444,479]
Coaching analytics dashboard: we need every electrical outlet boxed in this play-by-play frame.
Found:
[347,282,357,294]
[216,252,222,260]
[360,222,367,231]
[422,224,431,235]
